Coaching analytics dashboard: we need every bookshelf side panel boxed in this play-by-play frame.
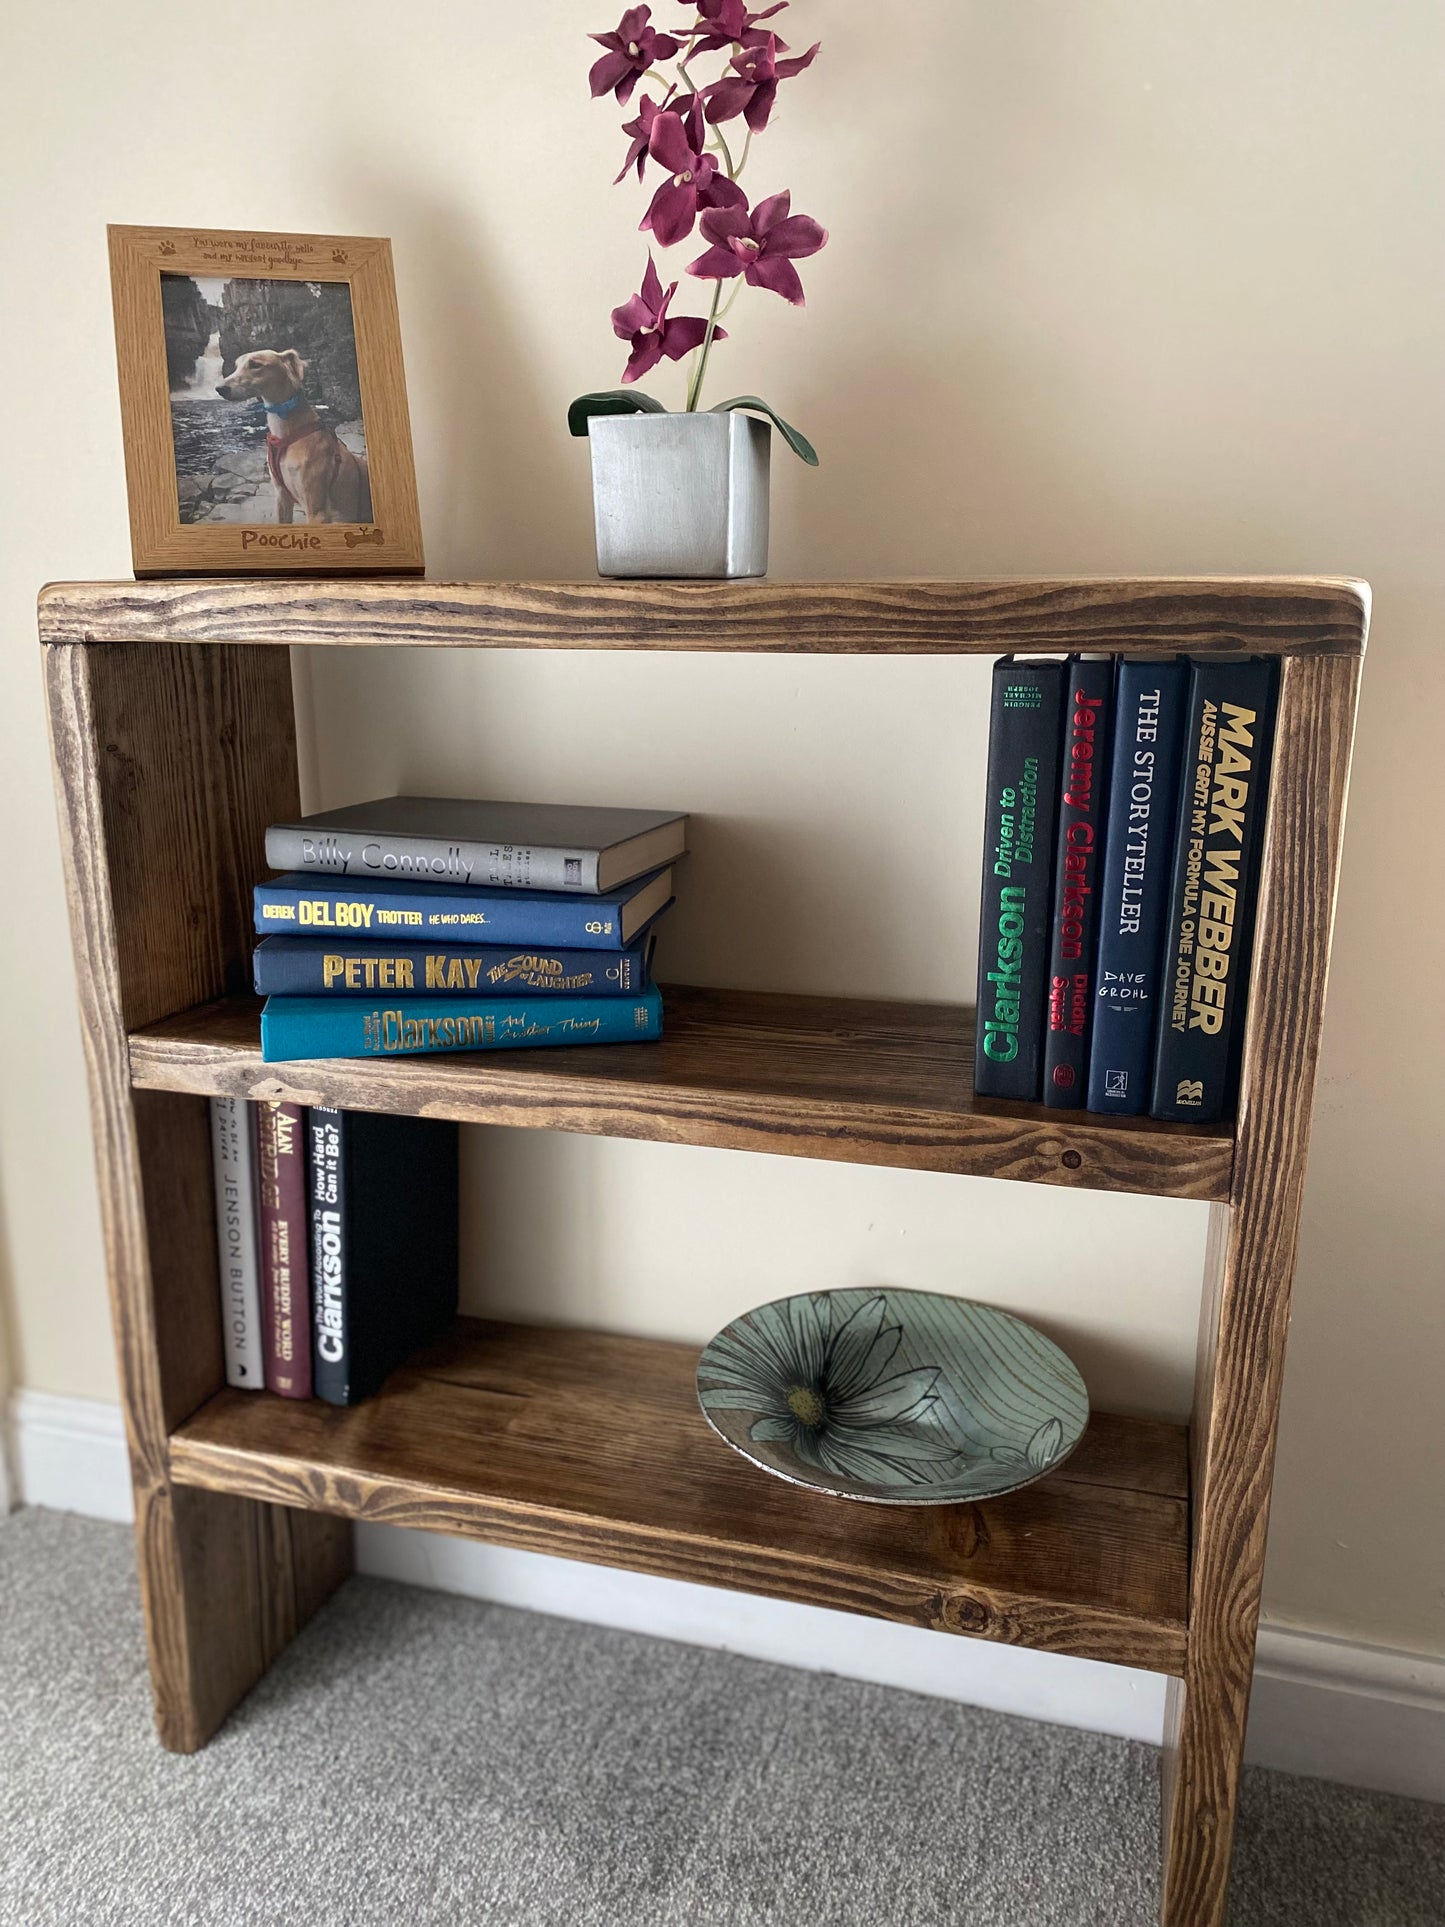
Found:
[83,640,300,1029]
[43,639,350,1750]
[1161,652,1362,1926]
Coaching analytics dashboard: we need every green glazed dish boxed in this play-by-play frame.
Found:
[696,1288,1089,1506]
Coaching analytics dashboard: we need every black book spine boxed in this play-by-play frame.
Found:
[308,1107,349,1404]
[1149,659,1278,1122]
[974,658,1066,1099]
[1042,658,1115,1108]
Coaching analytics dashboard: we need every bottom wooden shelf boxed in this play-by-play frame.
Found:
[167,1317,1189,1674]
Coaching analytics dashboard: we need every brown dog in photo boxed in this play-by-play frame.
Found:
[216,349,372,524]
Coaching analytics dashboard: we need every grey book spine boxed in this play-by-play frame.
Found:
[264,826,601,893]
[208,1097,264,1390]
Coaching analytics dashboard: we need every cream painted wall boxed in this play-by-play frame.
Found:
[1,1,1441,1654]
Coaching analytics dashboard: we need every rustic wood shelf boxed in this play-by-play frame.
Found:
[168,1317,1191,1674]
[42,573,1367,1927]
[37,573,1368,655]
[128,986,1234,1201]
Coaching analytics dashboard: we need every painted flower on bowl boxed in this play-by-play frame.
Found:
[698,1293,966,1489]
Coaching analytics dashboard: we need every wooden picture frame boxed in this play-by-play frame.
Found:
[108,225,423,577]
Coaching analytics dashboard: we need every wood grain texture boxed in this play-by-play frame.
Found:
[44,640,351,1751]
[37,574,1369,655]
[1160,652,1363,1927]
[169,1317,1190,1674]
[126,985,1235,1202]
[107,226,423,577]
[81,641,299,1026]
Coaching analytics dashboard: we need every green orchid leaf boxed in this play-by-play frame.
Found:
[567,390,669,437]
[709,395,819,465]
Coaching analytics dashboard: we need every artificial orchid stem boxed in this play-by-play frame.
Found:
[685,277,726,411]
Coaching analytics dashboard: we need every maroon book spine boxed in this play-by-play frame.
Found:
[257,1101,312,1398]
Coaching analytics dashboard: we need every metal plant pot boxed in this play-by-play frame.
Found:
[589,411,770,579]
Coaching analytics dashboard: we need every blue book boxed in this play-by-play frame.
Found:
[261,985,664,1062]
[254,867,673,951]
[1086,661,1188,1115]
[254,934,652,997]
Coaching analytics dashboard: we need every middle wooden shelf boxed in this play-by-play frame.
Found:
[128,984,1233,1200]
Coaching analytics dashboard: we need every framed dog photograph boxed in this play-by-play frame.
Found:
[108,225,423,576]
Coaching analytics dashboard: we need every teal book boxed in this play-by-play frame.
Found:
[262,985,663,1062]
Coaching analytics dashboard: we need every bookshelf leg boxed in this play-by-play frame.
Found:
[1159,1670,1250,1926]
[1158,653,1360,1924]
[44,639,346,1748]
[133,1477,351,1753]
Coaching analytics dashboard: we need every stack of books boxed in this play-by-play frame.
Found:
[974,656,1277,1122]
[252,797,686,1062]
[210,1097,457,1406]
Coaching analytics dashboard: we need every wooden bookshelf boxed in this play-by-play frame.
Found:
[41,574,1367,1927]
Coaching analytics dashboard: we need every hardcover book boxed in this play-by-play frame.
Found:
[255,1100,311,1398]
[253,933,653,998]
[1086,660,1189,1115]
[264,985,664,1062]
[254,869,673,950]
[308,1109,458,1406]
[208,1097,263,1390]
[1150,659,1278,1122]
[1042,657,1115,1109]
[265,796,687,893]
[974,657,1066,1101]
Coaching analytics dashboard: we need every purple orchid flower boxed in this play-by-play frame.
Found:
[615,94,667,182]
[686,190,827,306]
[613,255,727,383]
[703,31,818,130]
[640,101,747,246]
[590,6,681,106]
[688,0,790,55]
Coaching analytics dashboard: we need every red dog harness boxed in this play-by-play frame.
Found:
[265,421,323,505]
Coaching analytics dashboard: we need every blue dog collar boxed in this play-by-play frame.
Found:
[258,391,304,417]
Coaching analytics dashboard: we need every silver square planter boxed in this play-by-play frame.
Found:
[589,411,770,579]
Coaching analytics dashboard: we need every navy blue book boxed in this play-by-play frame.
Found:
[253,934,653,997]
[309,1108,458,1407]
[1086,661,1188,1115]
[1042,658,1115,1109]
[1150,659,1278,1122]
[974,658,1067,1100]
[264,985,664,1062]
[254,867,672,950]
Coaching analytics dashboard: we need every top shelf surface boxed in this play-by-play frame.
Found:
[37,575,1370,656]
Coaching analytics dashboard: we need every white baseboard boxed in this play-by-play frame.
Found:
[8,1389,1441,1801]
[1250,1623,1445,1804]
[8,1389,133,1523]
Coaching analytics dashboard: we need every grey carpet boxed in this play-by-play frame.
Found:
[0,1509,1439,1927]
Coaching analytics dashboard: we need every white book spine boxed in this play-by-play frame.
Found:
[208,1096,264,1390]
